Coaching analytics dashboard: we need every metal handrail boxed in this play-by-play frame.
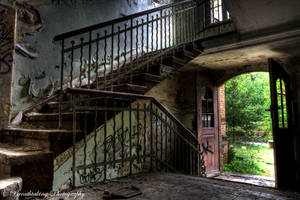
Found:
[53,0,193,41]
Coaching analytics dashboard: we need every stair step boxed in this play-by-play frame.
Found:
[0,177,22,199]
[183,49,198,59]
[192,43,203,54]
[172,56,187,67]
[0,143,53,192]
[23,112,81,130]
[110,83,148,94]
[159,64,175,77]
[1,128,83,158]
[24,112,78,121]
[129,73,163,88]
[135,73,162,83]
[42,101,72,113]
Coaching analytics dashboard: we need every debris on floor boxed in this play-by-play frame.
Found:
[103,185,142,199]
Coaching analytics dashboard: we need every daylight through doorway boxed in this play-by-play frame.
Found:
[215,72,275,188]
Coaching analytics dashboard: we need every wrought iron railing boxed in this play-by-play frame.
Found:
[53,0,232,128]
[66,88,205,187]
[54,0,196,90]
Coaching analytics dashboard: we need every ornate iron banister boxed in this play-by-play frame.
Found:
[66,88,205,188]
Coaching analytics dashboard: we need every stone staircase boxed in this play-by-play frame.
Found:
[0,43,203,192]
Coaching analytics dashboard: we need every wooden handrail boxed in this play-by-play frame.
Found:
[53,0,194,41]
[66,88,198,142]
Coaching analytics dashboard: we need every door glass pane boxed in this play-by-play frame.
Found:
[201,87,214,128]
[276,78,288,128]
[282,81,288,128]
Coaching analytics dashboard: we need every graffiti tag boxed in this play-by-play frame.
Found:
[202,139,214,154]
[0,8,13,74]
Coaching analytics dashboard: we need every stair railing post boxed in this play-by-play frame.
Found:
[72,94,76,188]
[104,31,107,90]
[59,39,64,129]
[70,41,74,88]
[88,31,92,88]
[130,18,133,83]
[111,25,114,91]
[146,13,149,72]
[117,26,121,85]
[160,9,163,64]
[150,102,153,171]
[136,20,139,71]
[96,33,100,89]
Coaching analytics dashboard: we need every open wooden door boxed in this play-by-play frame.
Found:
[197,85,219,175]
[269,58,296,189]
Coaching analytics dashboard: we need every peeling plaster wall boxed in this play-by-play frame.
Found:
[146,71,197,133]
[11,0,172,117]
[0,4,16,128]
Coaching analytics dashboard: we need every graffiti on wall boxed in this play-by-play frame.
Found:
[0,8,14,74]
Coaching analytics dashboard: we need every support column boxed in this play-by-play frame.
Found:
[218,84,227,171]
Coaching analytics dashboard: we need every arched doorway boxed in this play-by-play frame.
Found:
[196,59,296,190]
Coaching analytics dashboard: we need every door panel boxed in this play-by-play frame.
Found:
[269,58,296,189]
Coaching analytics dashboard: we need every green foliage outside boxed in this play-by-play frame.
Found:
[224,143,275,177]
[225,72,272,142]
[224,72,275,177]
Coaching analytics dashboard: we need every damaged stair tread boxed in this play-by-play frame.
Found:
[109,83,148,94]
[2,127,81,135]
[0,177,22,199]
[0,143,52,165]
[133,73,163,83]
[24,112,91,121]
[2,127,81,139]
[0,177,22,190]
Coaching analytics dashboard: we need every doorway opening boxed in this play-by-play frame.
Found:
[215,72,275,188]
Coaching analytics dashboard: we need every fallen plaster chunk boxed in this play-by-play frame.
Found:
[103,185,142,199]
[11,111,23,126]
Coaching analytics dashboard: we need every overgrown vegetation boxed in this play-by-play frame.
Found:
[224,143,274,177]
[225,72,272,142]
[224,72,275,177]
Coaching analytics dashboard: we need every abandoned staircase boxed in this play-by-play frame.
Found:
[0,0,233,193]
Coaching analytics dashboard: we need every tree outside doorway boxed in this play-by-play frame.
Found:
[223,72,275,179]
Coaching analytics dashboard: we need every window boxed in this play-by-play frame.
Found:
[210,0,230,23]
[201,87,214,128]
[276,79,288,128]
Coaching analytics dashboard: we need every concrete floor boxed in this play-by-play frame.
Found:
[45,172,300,200]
